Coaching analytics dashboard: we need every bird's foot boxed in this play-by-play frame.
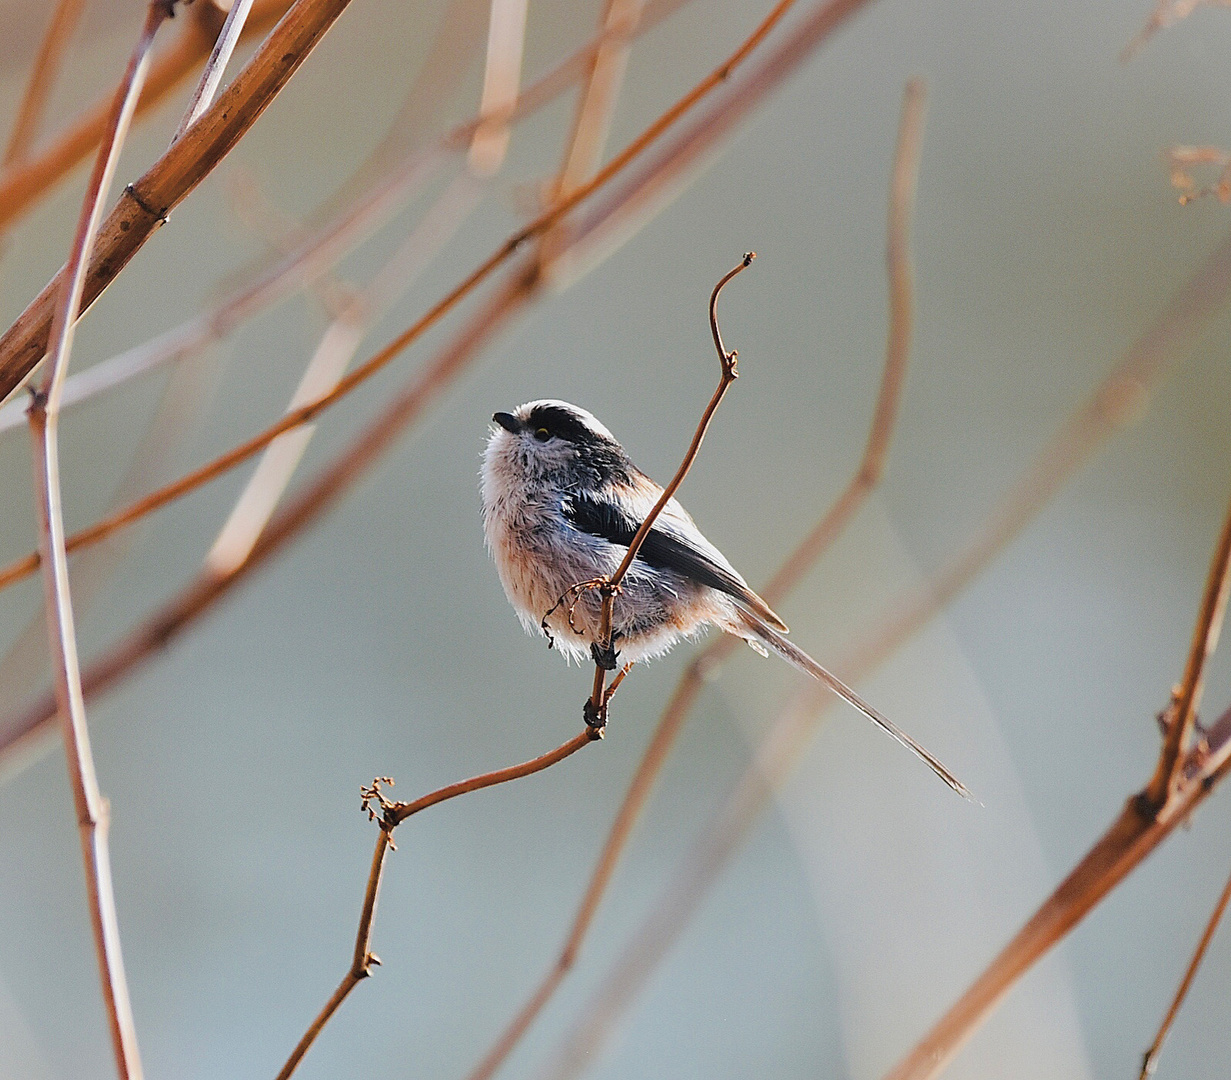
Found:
[583,698,607,730]
[590,640,620,671]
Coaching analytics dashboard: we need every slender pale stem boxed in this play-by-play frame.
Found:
[26,7,169,1078]
[171,0,257,143]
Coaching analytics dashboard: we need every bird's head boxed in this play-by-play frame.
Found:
[485,399,634,490]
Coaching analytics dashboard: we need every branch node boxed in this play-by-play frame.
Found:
[123,182,168,224]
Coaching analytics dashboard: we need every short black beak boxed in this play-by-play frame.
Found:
[492,411,521,434]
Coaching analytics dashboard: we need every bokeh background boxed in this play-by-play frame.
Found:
[1,0,1231,1077]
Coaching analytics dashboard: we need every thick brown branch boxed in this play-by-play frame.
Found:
[0,0,291,235]
[0,0,355,402]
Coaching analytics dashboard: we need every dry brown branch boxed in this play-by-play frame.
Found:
[0,0,291,235]
[25,7,170,1077]
[1123,0,1231,61]
[274,826,392,1080]
[0,0,804,595]
[1143,489,1231,807]
[583,253,753,727]
[461,77,924,1080]
[0,0,696,433]
[275,728,599,1077]
[1140,861,1231,1078]
[1,0,88,168]
[171,0,257,144]
[0,0,361,403]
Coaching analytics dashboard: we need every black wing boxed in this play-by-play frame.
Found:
[564,491,786,629]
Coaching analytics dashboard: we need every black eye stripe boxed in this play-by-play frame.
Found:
[526,406,601,446]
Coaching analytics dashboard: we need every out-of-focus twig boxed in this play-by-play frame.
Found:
[1140,862,1231,1079]
[469,0,531,175]
[0,0,291,234]
[1,0,88,169]
[0,0,361,403]
[25,7,169,1078]
[1168,145,1231,204]
[1122,0,1231,61]
[171,0,256,144]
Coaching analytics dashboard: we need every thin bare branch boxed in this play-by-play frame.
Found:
[171,0,257,144]
[26,7,169,1078]
[463,77,924,1080]
[274,827,392,1080]
[585,253,754,724]
[0,0,291,235]
[276,727,598,1077]
[1140,862,1231,1079]
[2,0,88,168]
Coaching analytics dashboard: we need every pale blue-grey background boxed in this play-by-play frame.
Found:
[0,0,1230,1077]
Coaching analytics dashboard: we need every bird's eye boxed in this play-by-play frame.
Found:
[534,427,551,442]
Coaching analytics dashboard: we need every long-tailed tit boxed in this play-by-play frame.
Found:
[481,399,968,797]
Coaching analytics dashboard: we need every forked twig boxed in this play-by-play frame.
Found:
[25,6,171,1077]
[584,252,754,726]
[275,728,599,1078]
[461,77,925,1080]
[1139,861,1231,1078]
[1143,488,1231,807]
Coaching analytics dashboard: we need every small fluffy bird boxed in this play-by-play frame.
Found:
[482,399,967,797]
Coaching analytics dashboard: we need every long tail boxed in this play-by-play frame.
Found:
[737,612,973,800]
